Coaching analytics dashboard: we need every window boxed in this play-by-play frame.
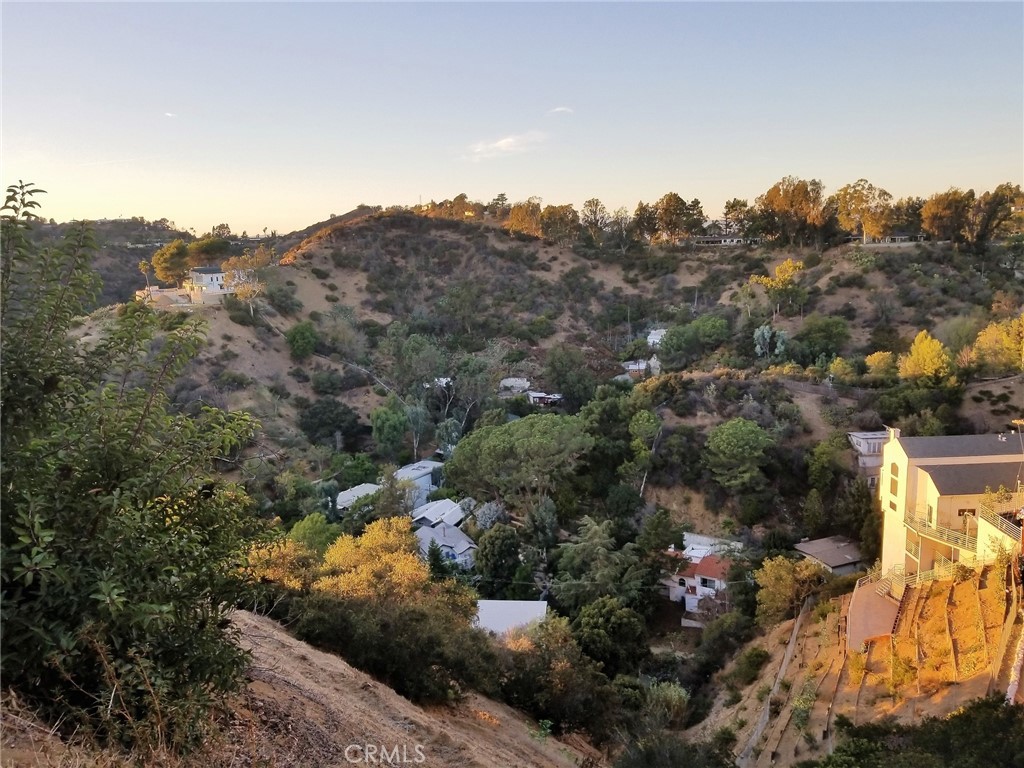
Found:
[890,477,899,496]
[868,476,878,490]
[699,577,715,589]
[957,508,976,517]
[890,463,899,478]
[889,500,897,511]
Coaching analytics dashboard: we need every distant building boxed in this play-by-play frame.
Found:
[411,498,466,528]
[794,535,865,576]
[335,482,381,512]
[415,523,477,569]
[847,431,888,491]
[395,460,444,508]
[185,266,233,305]
[647,329,667,348]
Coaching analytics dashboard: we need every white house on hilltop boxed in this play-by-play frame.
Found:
[415,523,477,569]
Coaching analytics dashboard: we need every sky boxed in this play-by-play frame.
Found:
[3,2,1022,236]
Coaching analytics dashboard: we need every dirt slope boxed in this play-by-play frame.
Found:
[228,610,600,768]
[1,611,602,768]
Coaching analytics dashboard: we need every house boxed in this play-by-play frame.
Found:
[415,523,477,569]
[475,600,548,635]
[877,429,1024,590]
[794,535,865,576]
[185,266,233,305]
[622,360,649,380]
[526,391,563,406]
[647,329,667,348]
[660,533,742,613]
[395,460,444,508]
[411,498,466,528]
[335,482,381,513]
[847,431,888,491]
[663,553,733,613]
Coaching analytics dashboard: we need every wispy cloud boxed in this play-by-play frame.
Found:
[548,106,573,115]
[164,112,177,118]
[466,130,545,161]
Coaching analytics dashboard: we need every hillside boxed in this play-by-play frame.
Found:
[0,610,601,768]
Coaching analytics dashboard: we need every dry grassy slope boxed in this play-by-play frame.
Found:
[0,611,604,768]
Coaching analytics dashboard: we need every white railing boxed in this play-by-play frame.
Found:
[904,510,977,550]
[980,504,1023,542]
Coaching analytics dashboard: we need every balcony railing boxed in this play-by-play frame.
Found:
[905,538,921,559]
[979,503,1023,543]
[903,510,977,550]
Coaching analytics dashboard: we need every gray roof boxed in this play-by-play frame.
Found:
[794,536,864,568]
[411,498,465,527]
[415,523,477,556]
[190,266,224,274]
[336,483,380,509]
[899,434,1024,460]
[476,600,548,635]
[919,461,1024,496]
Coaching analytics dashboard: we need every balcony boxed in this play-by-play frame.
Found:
[979,503,1023,543]
[905,538,921,560]
[903,510,976,551]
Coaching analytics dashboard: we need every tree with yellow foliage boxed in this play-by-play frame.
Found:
[972,315,1024,375]
[249,538,319,591]
[749,258,805,320]
[314,517,430,601]
[898,330,952,381]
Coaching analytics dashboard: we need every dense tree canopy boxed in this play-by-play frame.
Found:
[1,183,263,748]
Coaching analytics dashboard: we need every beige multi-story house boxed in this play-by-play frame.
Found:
[878,429,1023,584]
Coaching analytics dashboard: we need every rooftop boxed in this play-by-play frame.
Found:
[415,523,476,556]
[394,460,444,481]
[794,536,864,569]
[411,498,465,527]
[920,461,1024,496]
[898,433,1024,460]
[189,266,224,274]
[336,482,380,509]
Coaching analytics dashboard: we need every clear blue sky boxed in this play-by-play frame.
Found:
[3,2,1022,235]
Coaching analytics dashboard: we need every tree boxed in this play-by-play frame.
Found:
[833,179,892,243]
[655,193,705,241]
[551,517,650,616]
[897,330,952,381]
[632,201,658,242]
[476,523,522,598]
[540,203,581,245]
[756,176,827,247]
[426,539,456,581]
[921,188,972,244]
[221,243,273,317]
[285,320,319,359]
[972,315,1024,374]
[753,556,826,627]
[444,414,595,509]
[506,197,542,237]
[704,417,775,494]
[151,238,190,285]
[315,517,428,601]
[1,183,263,748]
[963,182,1022,255]
[722,198,753,237]
[138,259,152,294]
[544,343,596,411]
[186,235,230,267]
[581,198,610,244]
[289,512,342,556]
[298,397,361,450]
[370,401,408,461]
[749,258,805,320]
[572,596,648,676]
[865,350,898,381]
